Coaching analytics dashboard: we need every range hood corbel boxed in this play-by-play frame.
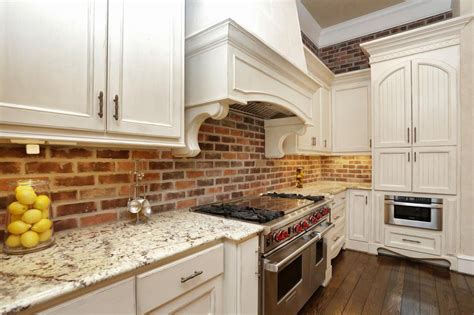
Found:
[172,19,320,158]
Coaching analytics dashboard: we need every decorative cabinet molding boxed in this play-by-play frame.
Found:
[0,0,185,148]
[176,19,320,158]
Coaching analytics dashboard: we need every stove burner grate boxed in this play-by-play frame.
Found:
[194,204,284,223]
[264,192,325,203]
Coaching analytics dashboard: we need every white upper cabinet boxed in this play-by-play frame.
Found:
[332,70,371,153]
[373,61,412,148]
[107,0,183,138]
[0,0,184,147]
[411,59,457,146]
[0,0,107,132]
[374,148,412,192]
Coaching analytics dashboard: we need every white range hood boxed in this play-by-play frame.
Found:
[172,19,320,158]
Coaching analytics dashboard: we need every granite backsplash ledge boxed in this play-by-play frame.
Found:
[0,109,371,234]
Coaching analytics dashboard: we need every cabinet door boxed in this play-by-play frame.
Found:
[0,0,107,132]
[40,278,135,315]
[412,59,457,146]
[332,81,370,152]
[412,146,456,194]
[374,148,412,192]
[373,61,412,148]
[108,0,184,138]
[348,190,370,243]
[147,276,223,315]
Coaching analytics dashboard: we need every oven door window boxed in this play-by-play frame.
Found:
[277,256,302,301]
[394,205,431,222]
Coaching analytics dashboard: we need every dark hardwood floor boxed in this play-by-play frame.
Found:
[299,250,474,315]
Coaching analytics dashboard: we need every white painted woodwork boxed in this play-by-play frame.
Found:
[411,59,457,146]
[384,226,442,255]
[371,192,385,245]
[412,146,457,194]
[443,196,458,256]
[174,19,320,158]
[374,148,412,192]
[328,217,346,260]
[107,0,183,138]
[347,190,370,243]
[373,61,412,148]
[223,236,260,315]
[146,276,223,315]
[39,278,136,315]
[264,117,307,158]
[136,244,224,314]
[332,73,371,152]
[0,0,107,132]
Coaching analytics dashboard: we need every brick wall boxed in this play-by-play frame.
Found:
[321,156,372,182]
[0,110,372,234]
[302,11,452,74]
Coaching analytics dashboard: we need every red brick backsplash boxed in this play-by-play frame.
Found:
[0,110,371,234]
[302,11,452,74]
[321,156,372,182]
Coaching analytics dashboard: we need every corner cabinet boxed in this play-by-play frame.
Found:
[0,0,184,148]
[346,189,371,252]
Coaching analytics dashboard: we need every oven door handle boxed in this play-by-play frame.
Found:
[384,201,443,209]
[263,234,321,273]
[263,223,333,273]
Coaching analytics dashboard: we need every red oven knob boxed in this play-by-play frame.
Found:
[323,207,330,215]
[301,220,310,229]
[293,224,303,234]
[316,212,322,220]
[310,215,318,224]
[273,230,289,242]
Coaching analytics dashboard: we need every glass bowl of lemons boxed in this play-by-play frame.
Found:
[3,179,54,254]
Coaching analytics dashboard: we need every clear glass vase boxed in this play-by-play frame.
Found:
[3,179,54,254]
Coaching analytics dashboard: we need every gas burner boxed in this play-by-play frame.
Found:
[194,204,284,223]
[264,192,325,203]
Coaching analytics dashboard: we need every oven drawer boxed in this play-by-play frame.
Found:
[136,244,224,313]
[384,226,441,255]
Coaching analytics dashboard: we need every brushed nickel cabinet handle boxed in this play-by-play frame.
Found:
[402,238,421,244]
[408,152,410,162]
[333,236,341,242]
[414,127,417,143]
[324,140,327,148]
[97,91,104,118]
[333,215,341,221]
[181,270,203,283]
[365,196,368,205]
[113,95,119,120]
[312,137,317,146]
[407,128,410,143]
[369,138,372,148]
[414,152,417,162]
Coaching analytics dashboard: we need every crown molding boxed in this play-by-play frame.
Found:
[332,68,371,85]
[360,15,473,63]
[303,46,334,87]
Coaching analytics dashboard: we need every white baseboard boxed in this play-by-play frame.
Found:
[345,239,369,253]
[457,255,474,275]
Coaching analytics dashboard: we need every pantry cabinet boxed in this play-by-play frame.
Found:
[0,0,184,147]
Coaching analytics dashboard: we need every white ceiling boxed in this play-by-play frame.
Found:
[297,0,453,47]
[301,0,404,28]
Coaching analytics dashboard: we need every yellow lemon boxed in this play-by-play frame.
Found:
[21,209,43,224]
[20,231,39,248]
[15,185,33,193]
[41,209,50,219]
[10,214,22,222]
[34,195,51,211]
[5,235,21,248]
[38,229,52,243]
[16,189,37,205]
[31,218,52,233]
[7,202,28,215]
[7,221,31,235]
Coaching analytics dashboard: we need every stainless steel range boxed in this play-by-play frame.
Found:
[192,192,334,315]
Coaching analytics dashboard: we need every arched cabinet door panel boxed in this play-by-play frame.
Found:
[373,61,412,148]
[0,0,107,132]
[411,59,457,146]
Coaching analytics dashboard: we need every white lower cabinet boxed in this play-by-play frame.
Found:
[39,278,136,315]
[327,191,347,259]
[346,190,371,252]
[136,244,224,315]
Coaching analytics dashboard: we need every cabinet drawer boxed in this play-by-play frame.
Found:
[384,227,441,255]
[137,244,224,313]
[331,204,345,222]
[333,192,347,208]
[328,220,345,259]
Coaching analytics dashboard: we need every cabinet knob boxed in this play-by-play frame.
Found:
[311,137,316,146]
[97,91,104,118]
[113,95,119,120]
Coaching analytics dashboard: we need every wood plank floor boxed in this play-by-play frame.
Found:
[299,250,474,315]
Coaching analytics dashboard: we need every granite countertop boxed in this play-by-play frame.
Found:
[279,181,372,195]
[0,210,263,314]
